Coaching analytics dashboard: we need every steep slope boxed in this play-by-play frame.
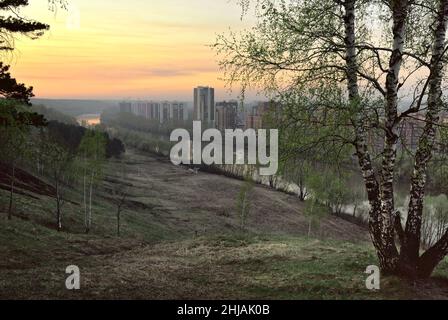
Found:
[1,149,447,299]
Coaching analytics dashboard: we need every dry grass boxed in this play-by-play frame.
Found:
[1,150,448,299]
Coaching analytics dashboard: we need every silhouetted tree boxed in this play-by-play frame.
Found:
[0,63,34,104]
[0,0,66,123]
[0,0,49,51]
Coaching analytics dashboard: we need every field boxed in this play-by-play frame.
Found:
[1,150,448,299]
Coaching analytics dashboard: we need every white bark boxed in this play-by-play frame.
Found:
[404,0,448,277]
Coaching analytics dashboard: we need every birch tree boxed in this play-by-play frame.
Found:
[236,177,254,230]
[215,0,448,278]
[0,100,33,220]
[40,134,75,231]
[107,159,129,237]
[47,145,72,231]
[78,129,106,234]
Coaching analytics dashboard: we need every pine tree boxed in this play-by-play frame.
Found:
[0,0,65,121]
[0,0,49,51]
[0,63,34,104]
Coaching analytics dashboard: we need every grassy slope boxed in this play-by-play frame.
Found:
[1,150,448,299]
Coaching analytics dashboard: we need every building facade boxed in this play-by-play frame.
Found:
[119,100,186,123]
[194,86,215,127]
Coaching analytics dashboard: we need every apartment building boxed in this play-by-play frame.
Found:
[194,86,215,127]
[119,100,186,123]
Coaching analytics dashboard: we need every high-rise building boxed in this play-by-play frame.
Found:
[215,100,238,131]
[172,102,185,121]
[194,86,215,126]
[162,101,171,123]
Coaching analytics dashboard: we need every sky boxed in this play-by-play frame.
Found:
[7,0,255,101]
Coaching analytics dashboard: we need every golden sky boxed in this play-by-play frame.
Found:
[8,0,254,100]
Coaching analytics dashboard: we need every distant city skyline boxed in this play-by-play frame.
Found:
[7,0,259,101]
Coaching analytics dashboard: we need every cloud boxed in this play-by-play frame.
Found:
[145,66,217,78]
[17,63,218,81]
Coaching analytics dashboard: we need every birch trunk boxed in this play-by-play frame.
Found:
[399,0,448,278]
[343,0,396,272]
[378,0,410,272]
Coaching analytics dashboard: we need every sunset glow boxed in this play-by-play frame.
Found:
[9,0,253,100]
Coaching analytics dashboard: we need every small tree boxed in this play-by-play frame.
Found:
[109,159,129,237]
[303,199,329,238]
[42,138,75,231]
[236,177,254,230]
[287,158,311,201]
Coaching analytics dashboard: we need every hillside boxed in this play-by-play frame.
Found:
[1,150,448,299]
